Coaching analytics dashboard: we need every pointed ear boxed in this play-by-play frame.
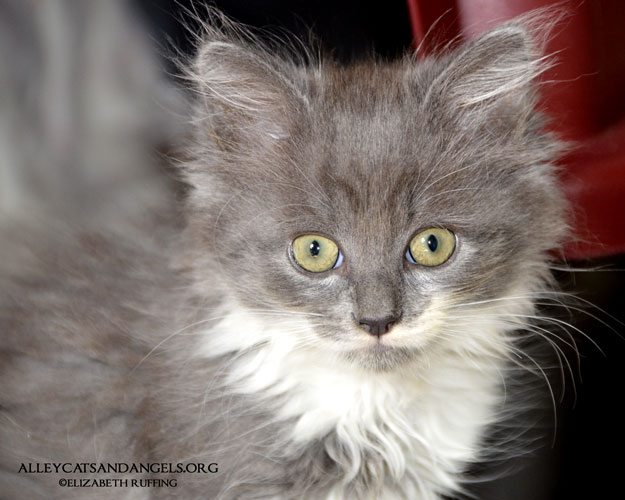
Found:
[427,22,549,124]
[452,25,542,104]
[192,38,305,152]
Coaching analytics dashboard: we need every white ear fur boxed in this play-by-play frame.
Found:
[424,15,557,114]
[192,39,301,149]
[450,25,545,107]
[196,41,282,111]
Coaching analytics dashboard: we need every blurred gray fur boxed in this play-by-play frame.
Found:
[0,0,184,224]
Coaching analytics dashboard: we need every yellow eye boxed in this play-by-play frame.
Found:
[407,228,456,267]
[292,234,342,273]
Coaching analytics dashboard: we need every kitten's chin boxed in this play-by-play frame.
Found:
[344,341,416,372]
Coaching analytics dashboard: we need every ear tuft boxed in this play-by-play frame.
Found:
[449,23,549,109]
[188,18,306,152]
[426,7,566,114]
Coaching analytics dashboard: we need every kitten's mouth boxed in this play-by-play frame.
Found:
[346,338,415,372]
[367,338,394,354]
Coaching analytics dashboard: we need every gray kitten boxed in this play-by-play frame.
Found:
[0,9,567,500]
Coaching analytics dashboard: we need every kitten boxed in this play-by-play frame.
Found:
[0,9,567,500]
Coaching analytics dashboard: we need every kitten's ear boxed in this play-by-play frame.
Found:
[192,37,304,151]
[428,21,549,121]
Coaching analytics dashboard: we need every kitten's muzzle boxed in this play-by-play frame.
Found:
[358,316,399,337]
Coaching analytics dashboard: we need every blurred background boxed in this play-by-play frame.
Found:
[1,0,624,498]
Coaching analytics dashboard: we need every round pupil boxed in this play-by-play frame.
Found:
[309,240,321,257]
[426,234,438,252]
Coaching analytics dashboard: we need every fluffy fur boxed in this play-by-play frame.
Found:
[0,7,568,500]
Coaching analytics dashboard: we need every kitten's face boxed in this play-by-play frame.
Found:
[187,24,566,371]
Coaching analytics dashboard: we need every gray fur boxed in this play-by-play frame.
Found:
[1,7,567,500]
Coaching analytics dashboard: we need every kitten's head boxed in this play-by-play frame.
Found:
[183,18,567,371]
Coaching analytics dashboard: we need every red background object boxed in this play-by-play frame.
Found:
[406,0,625,260]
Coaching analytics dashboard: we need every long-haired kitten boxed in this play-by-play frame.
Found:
[0,8,568,500]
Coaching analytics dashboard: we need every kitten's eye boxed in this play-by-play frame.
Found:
[406,228,456,267]
[291,235,342,273]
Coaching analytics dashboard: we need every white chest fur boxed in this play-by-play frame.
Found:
[199,302,514,499]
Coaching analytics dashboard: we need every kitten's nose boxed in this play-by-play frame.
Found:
[358,316,398,337]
